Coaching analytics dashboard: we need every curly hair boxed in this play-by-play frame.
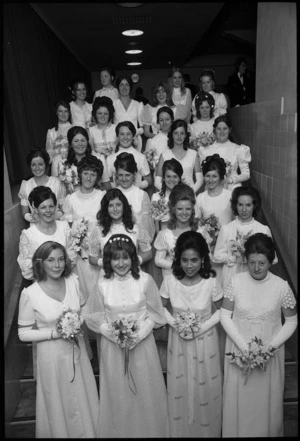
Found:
[32,241,72,281]
[244,232,275,264]
[96,188,134,236]
[102,234,140,279]
[231,185,261,217]
[172,231,216,279]
[168,183,197,230]
[77,155,104,185]
[195,91,215,119]
[167,119,190,150]
[28,186,57,209]
[114,152,137,174]
[151,82,175,107]
[26,148,50,168]
[160,158,183,197]
[66,126,92,166]
[201,154,226,180]
[92,96,115,123]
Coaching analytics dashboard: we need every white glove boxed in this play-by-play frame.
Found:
[138,179,149,189]
[268,315,297,349]
[163,308,176,328]
[18,327,60,342]
[99,322,115,343]
[154,175,162,191]
[197,310,220,336]
[220,308,248,352]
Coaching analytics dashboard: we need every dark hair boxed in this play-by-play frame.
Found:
[99,66,115,79]
[231,186,262,217]
[32,241,72,281]
[172,231,216,279]
[28,186,57,209]
[168,183,197,230]
[114,152,137,175]
[152,82,174,107]
[160,159,183,197]
[92,96,115,123]
[77,155,104,185]
[170,66,186,94]
[195,91,215,119]
[235,57,247,71]
[244,233,275,264]
[156,106,175,125]
[26,149,50,168]
[116,74,133,91]
[213,114,233,131]
[201,154,226,180]
[54,100,72,130]
[115,121,136,153]
[167,119,190,150]
[102,234,140,279]
[70,79,89,101]
[96,188,134,236]
[66,126,92,166]
[199,69,216,89]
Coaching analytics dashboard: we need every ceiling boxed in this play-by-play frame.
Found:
[30,2,257,72]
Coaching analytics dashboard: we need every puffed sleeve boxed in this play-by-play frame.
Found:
[136,225,152,253]
[281,282,297,309]
[141,191,155,241]
[62,194,74,223]
[213,224,230,264]
[154,230,168,251]
[223,279,235,302]
[88,225,102,257]
[144,274,167,327]
[17,230,36,280]
[18,289,36,326]
[234,144,251,184]
[82,281,106,333]
[18,180,29,206]
[214,93,228,118]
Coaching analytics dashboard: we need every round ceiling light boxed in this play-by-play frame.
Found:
[122,30,144,37]
[127,62,142,66]
[117,3,144,6]
[125,49,142,54]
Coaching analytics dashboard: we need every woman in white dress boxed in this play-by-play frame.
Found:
[155,119,203,193]
[84,234,169,438]
[45,100,72,164]
[142,82,176,139]
[220,233,297,437]
[192,69,228,121]
[198,114,251,191]
[160,231,223,437]
[89,96,117,158]
[18,149,65,223]
[93,66,119,102]
[107,121,152,190]
[113,74,144,151]
[213,186,277,290]
[18,241,99,438]
[69,80,93,129]
[170,67,192,123]
[189,92,215,150]
[114,152,155,241]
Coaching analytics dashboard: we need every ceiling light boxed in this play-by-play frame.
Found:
[127,62,142,66]
[125,49,142,54]
[117,3,144,6]
[122,29,144,37]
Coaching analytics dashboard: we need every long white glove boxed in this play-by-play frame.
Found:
[154,251,173,270]
[197,310,220,336]
[137,318,155,342]
[99,322,117,343]
[18,327,60,342]
[269,315,298,349]
[163,307,176,328]
[154,175,162,191]
[220,308,248,352]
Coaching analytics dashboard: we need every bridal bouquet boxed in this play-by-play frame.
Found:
[173,310,202,339]
[145,147,158,169]
[195,132,215,148]
[53,136,69,158]
[149,196,169,221]
[58,161,79,193]
[69,218,89,263]
[226,336,276,385]
[94,141,114,158]
[228,230,253,264]
[57,307,82,382]
[199,214,221,249]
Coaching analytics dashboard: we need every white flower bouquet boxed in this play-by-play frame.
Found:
[173,310,202,339]
[69,218,89,263]
[149,196,169,221]
[199,213,221,250]
[228,230,253,265]
[195,132,215,148]
[58,161,79,193]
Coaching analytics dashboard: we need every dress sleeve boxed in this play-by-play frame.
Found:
[159,276,170,299]
[137,101,144,128]
[100,156,110,183]
[62,195,74,223]
[144,274,167,326]
[154,230,168,251]
[223,280,235,302]
[17,230,35,280]
[18,289,36,326]
[141,191,155,241]
[140,154,151,177]
[281,282,297,309]
[213,225,230,264]
[45,129,55,162]
[88,226,102,257]
[56,180,66,206]
[234,144,251,184]
[212,278,223,302]
[18,181,29,206]
[82,282,106,333]
[214,93,228,118]
[136,225,152,253]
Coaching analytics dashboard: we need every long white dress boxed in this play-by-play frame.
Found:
[222,271,297,437]
[198,140,251,190]
[192,91,227,120]
[18,176,66,209]
[69,101,93,128]
[18,273,99,438]
[116,184,155,241]
[88,124,117,157]
[160,274,223,437]
[83,271,169,438]
[45,122,72,163]
[160,148,198,188]
[62,188,106,300]
[113,98,143,130]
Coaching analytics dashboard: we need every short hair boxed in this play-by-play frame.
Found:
[244,233,276,264]
[116,74,133,91]
[28,186,57,209]
[231,186,262,217]
[172,231,216,279]
[77,155,104,185]
[32,241,72,281]
[199,69,216,87]
[114,152,137,174]
[92,96,115,123]
[99,66,115,79]
[26,149,50,168]
[168,183,197,230]
[96,188,134,236]
[66,126,92,166]
[54,100,72,130]
[213,114,233,130]
[102,234,140,279]
[201,154,226,180]
[167,119,190,150]
[160,159,183,196]
[194,91,215,119]
[156,106,175,124]
[235,57,247,70]
[151,82,174,107]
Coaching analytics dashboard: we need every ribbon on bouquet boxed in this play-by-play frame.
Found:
[70,337,81,383]
[124,347,137,395]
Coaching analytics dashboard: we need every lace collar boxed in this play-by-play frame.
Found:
[113,272,132,281]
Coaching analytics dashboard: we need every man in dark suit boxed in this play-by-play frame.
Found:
[226,57,255,107]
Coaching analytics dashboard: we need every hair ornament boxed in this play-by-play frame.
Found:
[36,258,43,262]
[108,236,130,244]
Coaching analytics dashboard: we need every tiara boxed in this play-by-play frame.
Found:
[108,236,130,244]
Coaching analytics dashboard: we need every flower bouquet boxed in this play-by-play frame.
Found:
[145,147,158,170]
[69,218,89,264]
[228,230,253,265]
[95,141,114,158]
[58,161,79,193]
[53,135,69,158]
[195,132,215,148]
[173,310,202,339]
[149,196,170,221]
[57,307,82,382]
[199,213,221,251]
[226,336,276,385]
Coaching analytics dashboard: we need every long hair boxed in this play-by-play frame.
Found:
[167,183,197,230]
[26,148,50,168]
[102,234,140,279]
[167,119,190,150]
[54,100,72,130]
[172,231,216,279]
[96,188,134,236]
[160,158,183,197]
[151,82,174,107]
[170,66,186,94]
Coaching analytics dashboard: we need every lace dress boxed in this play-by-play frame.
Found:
[222,271,297,437]
[18,274,99,438]
[160,274,223,437]
[83,271,169,438]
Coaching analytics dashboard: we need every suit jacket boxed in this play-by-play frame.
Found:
[226,72,254,107]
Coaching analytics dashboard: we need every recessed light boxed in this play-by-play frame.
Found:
[122,30,144,37]
[127,62,142,66]
[117,3,144,7]
[125,49,143,54]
